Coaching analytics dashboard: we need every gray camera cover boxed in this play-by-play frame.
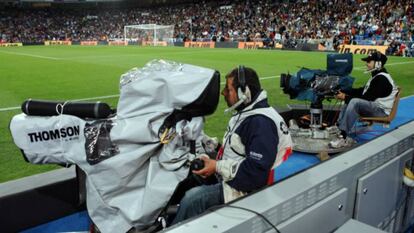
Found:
[10,60,217,232]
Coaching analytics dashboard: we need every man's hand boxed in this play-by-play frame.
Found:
[335,91,346,101]
[193,156,216,178]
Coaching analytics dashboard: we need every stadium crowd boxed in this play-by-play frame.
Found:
[1,0,413,55]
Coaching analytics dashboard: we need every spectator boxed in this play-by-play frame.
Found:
[0,0,412,45]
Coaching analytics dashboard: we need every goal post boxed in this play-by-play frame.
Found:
[124,24,175,46]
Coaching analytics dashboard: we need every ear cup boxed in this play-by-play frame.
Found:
[375,61,381,69]
[237,87,245,100]
[243,86,252,104]
[237,65,249,103]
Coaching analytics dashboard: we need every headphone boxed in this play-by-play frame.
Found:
[224,65,252,114]
[374,61,382,70]
[237,65,251,104]
[374,51,383,69]
[364,52,383,74]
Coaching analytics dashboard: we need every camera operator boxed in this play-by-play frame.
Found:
[170,66,292,225]
[329,51,398,148]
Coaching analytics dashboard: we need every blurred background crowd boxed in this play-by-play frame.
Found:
[1,0,413,56]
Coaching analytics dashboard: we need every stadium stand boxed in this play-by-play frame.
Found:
[0,0,413,54]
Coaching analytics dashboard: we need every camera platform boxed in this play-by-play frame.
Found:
[278,104,352,154]
[290,128,349,154]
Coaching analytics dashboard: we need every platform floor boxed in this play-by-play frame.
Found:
[22,95,414,233]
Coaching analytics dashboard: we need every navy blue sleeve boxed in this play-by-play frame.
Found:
[227,115,279,192]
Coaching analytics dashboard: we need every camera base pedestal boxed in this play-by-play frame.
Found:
[290,127,351,154]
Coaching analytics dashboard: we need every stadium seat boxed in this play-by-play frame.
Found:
[359,87,401,128]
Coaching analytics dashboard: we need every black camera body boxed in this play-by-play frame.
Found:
[280,53,355,105]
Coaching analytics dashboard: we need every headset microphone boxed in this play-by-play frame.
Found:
[224,94,247,114]
[363,68,376,74]
[363,61,381,74]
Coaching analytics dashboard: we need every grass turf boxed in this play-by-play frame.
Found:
[0,46,413,183]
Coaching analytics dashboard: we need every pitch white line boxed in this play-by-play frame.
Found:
[258,75,280,81]
[71,94,120,102]
[0,76,280,112]
[0,106,20,111]
[0,50,61,60]
[220,75,280,85]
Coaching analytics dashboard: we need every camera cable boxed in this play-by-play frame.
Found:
[208,203,282,233]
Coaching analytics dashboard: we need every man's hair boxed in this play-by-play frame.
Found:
[226,67,262,99]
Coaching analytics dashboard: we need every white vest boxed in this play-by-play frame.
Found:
[363,72,398,115]
[216,91,293,202]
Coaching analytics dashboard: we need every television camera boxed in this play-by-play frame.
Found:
[280,53,355,153]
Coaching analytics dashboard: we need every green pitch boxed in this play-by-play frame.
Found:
[0,46,413,183]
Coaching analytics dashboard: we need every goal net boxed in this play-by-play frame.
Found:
[124,24,175,46]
